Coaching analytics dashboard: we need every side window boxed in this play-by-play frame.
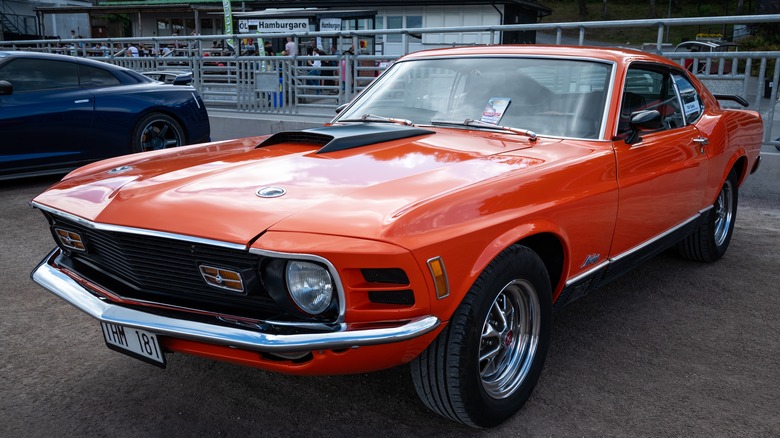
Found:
[79,64,120,88]
[672,72,704,124]
[0,59,79,92]
[619,67,685,134]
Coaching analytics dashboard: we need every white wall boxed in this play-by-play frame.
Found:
[376,5,502,56]
[5,0,91,38]
[43,13,90,39]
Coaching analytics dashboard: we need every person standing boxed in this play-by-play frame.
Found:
[126,43,139,57]
[285,37,297,57]
[306,48,323,94]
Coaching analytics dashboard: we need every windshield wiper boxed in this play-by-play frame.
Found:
[338,113,415,126]
[430,119,537,142]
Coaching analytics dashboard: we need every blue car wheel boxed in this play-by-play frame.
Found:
[133,113,185,153]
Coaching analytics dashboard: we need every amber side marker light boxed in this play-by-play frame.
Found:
[427,256,450,299]
[54,228,86,251]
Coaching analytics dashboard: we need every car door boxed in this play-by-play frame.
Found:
[0,57,95,175]
[610,64,708,257]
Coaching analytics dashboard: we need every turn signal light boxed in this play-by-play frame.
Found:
[427,256,450,299]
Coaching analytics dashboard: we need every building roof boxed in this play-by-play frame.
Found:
[36,1,551,23]
[88,0,551,15]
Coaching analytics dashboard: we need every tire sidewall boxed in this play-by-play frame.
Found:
[453,246,552,427]
[709,169,739,259]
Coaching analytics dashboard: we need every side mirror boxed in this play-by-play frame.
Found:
[335,103,349,114]
[625,110,662,144]
[0,80,13,96]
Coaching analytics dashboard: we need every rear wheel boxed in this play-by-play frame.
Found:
[411,245,551,428]
[677,168,739,262]
[132,113,185,153]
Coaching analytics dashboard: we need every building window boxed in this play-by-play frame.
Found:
[157,19,169,32]
[387,16,403,42]
[407,15,422,43]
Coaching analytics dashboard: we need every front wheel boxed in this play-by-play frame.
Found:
[677,168,739,262]
[132,113,185,153]
[411,245,552,428]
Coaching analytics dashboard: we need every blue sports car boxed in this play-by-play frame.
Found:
[0,51,210,180]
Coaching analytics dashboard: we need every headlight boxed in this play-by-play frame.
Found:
[285,260,334,315]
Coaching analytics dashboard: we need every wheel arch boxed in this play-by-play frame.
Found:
[730,153,748,187]
[515,233,565,298]
[467,222,567,303]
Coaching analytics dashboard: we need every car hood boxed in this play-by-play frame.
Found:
[33,125,553,246]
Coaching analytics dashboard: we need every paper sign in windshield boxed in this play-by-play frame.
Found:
[684,101,700,116]
[480,98,511,125]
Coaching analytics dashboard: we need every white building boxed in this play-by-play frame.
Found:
[31,0,550,54]
[1,0,91,40]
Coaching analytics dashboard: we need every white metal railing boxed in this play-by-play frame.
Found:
[1,14,779,146]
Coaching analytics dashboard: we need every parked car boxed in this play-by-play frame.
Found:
[31,46,763,428]
[0,51,210,180]
[674,40,740,73]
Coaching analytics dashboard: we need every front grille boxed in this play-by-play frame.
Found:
[46,213,287,320]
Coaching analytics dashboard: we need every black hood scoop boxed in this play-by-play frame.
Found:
[257,124,434,154]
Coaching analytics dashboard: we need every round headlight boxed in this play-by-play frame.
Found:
[285,260,334,315]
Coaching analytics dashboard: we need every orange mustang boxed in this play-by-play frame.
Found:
[32,46,763,427]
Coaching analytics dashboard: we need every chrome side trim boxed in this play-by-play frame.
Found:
[564,208,712,288]
[565,260,609,287]
[610,208,711,264]
[32,202,247,251]
[32,250,440,353]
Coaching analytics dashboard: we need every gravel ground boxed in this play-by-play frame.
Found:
[1,175,778,437]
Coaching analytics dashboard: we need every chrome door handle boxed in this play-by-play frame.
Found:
[693,137,709,154]
[74,99,90,104]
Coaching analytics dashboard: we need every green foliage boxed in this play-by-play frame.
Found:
[738,35,780,51]
[537,0,772,47]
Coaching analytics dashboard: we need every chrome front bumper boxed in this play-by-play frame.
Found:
[31,249,441,353]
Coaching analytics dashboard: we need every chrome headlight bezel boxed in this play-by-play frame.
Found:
[255,249,344,322]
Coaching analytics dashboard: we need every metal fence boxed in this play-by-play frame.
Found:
[2,14,779,146]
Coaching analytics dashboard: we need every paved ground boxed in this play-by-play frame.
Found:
[1,175,778,437]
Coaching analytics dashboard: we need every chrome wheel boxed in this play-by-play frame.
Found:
[411,245,551,427]
[713,178,734,247]
[479,279,541,399]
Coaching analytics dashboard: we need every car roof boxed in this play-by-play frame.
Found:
[0,50,131,72]
[400,44,677,68]
[674,40,740,49]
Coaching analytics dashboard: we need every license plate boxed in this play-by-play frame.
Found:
[101,322,166,368]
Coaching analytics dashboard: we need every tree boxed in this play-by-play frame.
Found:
[578,0,588,19]
[749,0,780,43]
[649,0,657,19]
[602,0,608,19]
[735,0,746,15]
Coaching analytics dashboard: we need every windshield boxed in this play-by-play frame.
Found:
[336,56,613,139]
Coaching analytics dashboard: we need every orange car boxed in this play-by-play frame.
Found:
[31,46,763,428]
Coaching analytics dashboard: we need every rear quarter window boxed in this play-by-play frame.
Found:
[79,64,121,88]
